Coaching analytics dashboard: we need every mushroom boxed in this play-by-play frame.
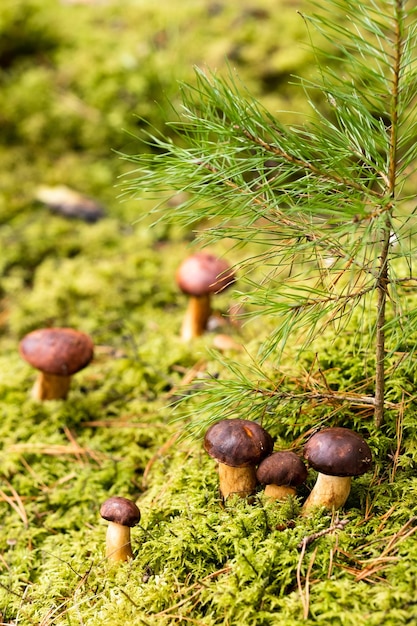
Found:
[19,327,94,400]
[302,427,372,514]
[100,496,141,562]
[256,451,307,501]
[204,418,274,500]
[176,252,236,341]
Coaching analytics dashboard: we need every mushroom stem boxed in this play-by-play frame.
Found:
[218,463,258,500]
[181,295,211,341]
[264,484,296,501]
[105,521,133,562]
[32,372,72,401]
[302,473,352,515]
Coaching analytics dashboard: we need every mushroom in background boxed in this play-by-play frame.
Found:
[204,418,273,500]
[100,496,141,562]
[302,427,372,515]
[19,327,94,401]
[256,451,307,501]
[176,252,236,341]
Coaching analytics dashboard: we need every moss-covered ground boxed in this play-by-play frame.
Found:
[1,1,417,624]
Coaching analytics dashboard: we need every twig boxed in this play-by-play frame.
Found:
[153,615,208,625]
[297,517,348,619]
[297,542,318,620]
[0,479,28,528]
[63,426,85,464]
[81,420,167,429]
[0,580,25,599]
[238,125,383,199]
[389,393,404,482]
[253,385,398,410]
[354,517,417,581]
[7,443,111,462]
[142,431,181,489]
[298,518,349,550]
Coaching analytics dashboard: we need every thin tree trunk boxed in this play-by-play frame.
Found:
[374,226,390,428]
[374,0,403,427]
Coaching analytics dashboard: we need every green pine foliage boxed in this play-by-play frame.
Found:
[127,0,417,429]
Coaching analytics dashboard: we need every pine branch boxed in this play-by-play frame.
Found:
[125,0,417,432]
[237,124,384,198]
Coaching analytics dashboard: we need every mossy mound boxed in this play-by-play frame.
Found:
[1,0,417,624]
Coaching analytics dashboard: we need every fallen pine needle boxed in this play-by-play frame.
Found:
[81,420,167,428]
[0,479,28,528]
[7,443,111,462]
[142,431,181,488]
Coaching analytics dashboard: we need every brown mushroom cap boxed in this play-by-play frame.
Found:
[176,252,236,297]
[204,418,274,467]
[19,328,94,376]
[100,496,141,527]
[256,451,307,487]
[303,427,372,477]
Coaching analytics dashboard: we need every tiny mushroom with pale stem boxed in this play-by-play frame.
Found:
[204,418,274,500]
[302,427,373,515]
[100,496,141,562]
[256,451,308,501]
[176,252,236,341]
[19,327,94,401]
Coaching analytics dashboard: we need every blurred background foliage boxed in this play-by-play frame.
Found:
[0,0,320,344]
[0,0,314,221]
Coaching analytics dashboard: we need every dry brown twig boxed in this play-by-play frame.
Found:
[297,544,318,620]
[354,517,417,582]
[296,516,349,619]
[334,516,417,583]
[0,478,29,528]
[297,518,349,550]
[8,443,110,462]
[142,431,181,489]
[389,393,405,483]
[81,419,167,429]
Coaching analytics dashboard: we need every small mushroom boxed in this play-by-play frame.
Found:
[100,496,141,562]
[19,327,94,400]
[302,427,372,514]
[204,418,274,500]
[176,252,236,341]
[256,451,307,501]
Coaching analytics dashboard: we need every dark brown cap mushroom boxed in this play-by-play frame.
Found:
[100,496,141,527]
[204,418,273,500]
[19,327,94,400]
[256,451,307,501]
[176,252,236,341]
[100,496,141,562]
[302,427,372,514]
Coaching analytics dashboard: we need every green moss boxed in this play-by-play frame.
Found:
[2,0,417,624]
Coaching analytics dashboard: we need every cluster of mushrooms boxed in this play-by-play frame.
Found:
[96,420,373,563]
[204,418,373,516]
[17,251,373,563]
